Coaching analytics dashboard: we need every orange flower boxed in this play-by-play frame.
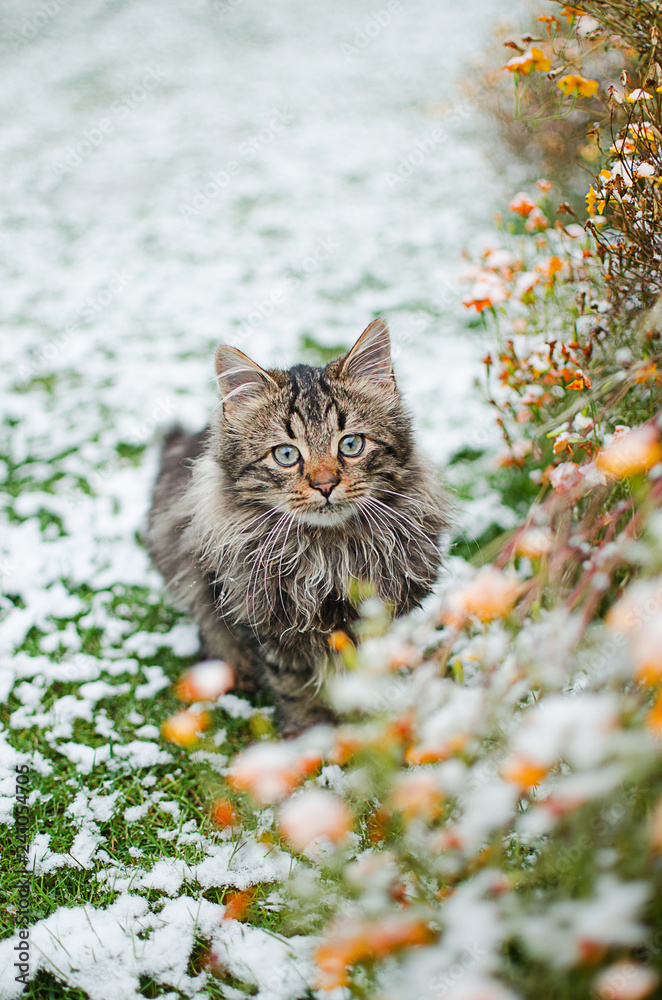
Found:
[594,960,660,1000]
[228,742,322,804]
[316,917,432,989]
[538,255,563,282]
[635,361,659,384]
[462,272,509,312]
[596,425,662,478]
[560,4,586,22]
[508,191,537,216]
[558,74,599,98]
[328,630,352,652]
[513,271,540,300]
[504,46,551,75]
[174,660,234,702]
[329,731,364,766]
[223,888,256,921]
[161,710,211,747]
[632,622,662,687]
[405,733,469,765]
[210,797,238,829]
[442,569,524,626]
[390,772,444,821]
[278,789,352,852]
[553,433,572,454]
[537,15,560,34]
[502,757,549,790]
[605,582,659,634]
[525,208,549,232]
[515,527,554,558]
[566,369,592,391]
[387,644,420,671]
[647,691,662,733]
[536,178,554,192]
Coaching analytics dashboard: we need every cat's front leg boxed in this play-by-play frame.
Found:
[262,655,338,737]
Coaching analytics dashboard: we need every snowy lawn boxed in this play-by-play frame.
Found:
[0,1,512,997]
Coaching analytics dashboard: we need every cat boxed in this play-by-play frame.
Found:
[147,318,449,735]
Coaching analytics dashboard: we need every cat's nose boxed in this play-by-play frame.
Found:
[313,478,339,499]
[308,465,340,498]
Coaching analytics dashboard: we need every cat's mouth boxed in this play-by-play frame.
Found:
[299,503,353,528]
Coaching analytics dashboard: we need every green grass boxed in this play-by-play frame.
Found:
[0,569,295,998]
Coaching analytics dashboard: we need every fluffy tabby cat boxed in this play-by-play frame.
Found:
[147,319,448,734]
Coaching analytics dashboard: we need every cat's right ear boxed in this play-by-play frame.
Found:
[214,345,277,414]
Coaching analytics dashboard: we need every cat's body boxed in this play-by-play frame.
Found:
[147,320,449,734]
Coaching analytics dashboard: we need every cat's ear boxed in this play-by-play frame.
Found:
[214,345,277,412]
[339,318,395,389]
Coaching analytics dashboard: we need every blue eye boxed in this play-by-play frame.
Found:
[273,444,300,467]
[339,434,365,457]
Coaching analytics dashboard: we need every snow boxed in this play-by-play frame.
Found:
[194,837,294,891]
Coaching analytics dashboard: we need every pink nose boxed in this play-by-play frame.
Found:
[312,477,338,499]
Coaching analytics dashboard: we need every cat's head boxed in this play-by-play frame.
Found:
[212,319,413,527]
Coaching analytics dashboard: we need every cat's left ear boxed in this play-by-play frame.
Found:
[340,318,395,390]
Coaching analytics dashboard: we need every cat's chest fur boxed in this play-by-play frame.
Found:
[185,452,436,648]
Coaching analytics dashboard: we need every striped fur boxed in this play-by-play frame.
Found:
[147,320,449,734]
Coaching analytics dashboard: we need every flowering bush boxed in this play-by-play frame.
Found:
[160,3,662,997]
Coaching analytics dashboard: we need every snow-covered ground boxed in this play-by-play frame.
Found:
[0,1,506,996]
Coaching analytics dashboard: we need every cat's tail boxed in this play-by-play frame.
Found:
[145,425,208,549]
[159,425,209,472]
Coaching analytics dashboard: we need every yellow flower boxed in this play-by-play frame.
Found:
[504,46,551,76]
[390,772,444,821]
[586,185,597,214]
[633,622,662,687]
[628,123,657,142]
[635,361,659,383]
[443,569,524,626]
[161,710,211,747]
[566,369,592,391]
[557,74,599,98]
[515,527,554,558]
[560,5,586,23]
[502,757,549,790]
[596,425,662,478]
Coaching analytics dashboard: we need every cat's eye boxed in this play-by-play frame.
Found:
[273,444,300,467]
[338,434,365,457]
